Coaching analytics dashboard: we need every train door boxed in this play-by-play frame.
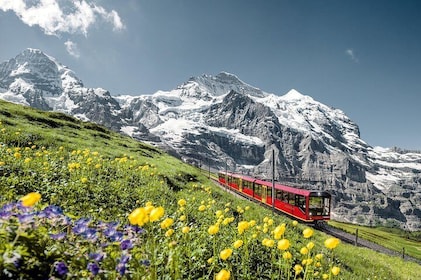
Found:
[262,185,267,203]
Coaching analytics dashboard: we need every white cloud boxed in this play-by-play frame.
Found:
[64,40,80,58]
[0,0,125,36]
[345,49,359,63]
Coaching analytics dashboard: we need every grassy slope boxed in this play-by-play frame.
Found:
[329,220,421,261]
[0,99,420,279]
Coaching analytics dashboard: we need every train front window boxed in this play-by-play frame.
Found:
[309,196,330,216]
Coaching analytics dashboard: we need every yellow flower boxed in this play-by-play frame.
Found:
[322,274,329,279]
[219,248,233,260]
[198,205,206,211]
[182,226,190,234]
[262,238,275,248]
[208,225,219,235]
[207,257,214,264]
[277,239,290,251]
[294,264,303,275]
[216,269,231,280]
[80,177,88,184]
[282,251,292,260]
[300,247,309,255]
[302,258,313,266]
[0,162,5,166]
[14,152,21,159]
[233,240,243,249]
[302,227,314,238]
[238,221,249,234]
[307,241,315,250]
[315,253,323,260]
[331,266,340,276]
[160,217,174,229]
[222,218,231,225]
[215,210,223,217]
[144,204,154,214]
[24,158,32,164]
[20,192,41,207]
[128,207,148,226]
[248,220,256,227]
[273,224,286,239]
[179,215,186,221]
[149,207,164,222]
[324,237,340,250]
[178,199,186,207]
[165,229,174,237]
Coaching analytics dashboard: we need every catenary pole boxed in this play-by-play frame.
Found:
[272,150,275,212]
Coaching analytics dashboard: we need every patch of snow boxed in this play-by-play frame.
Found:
[366,170,400,191]
[120,126,137,136]
[0,91,29,106]
[10,63,30,76]
[207,126,265,147]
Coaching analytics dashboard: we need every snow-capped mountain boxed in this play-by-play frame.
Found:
[1,49,420,230]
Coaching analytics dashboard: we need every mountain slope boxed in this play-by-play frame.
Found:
[1,49,420,230]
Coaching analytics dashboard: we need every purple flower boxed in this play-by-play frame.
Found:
[116,262,126,276]
[124,224,145,235]
[87,262,100,275]
[72,218,90,235]
[120,239,134,251]
[104,226,123,242]
[89,252,105,262]
[41,205,63,218]
[55,261,68,276]
[17,213,35,224]
[116,254,131,276]
[0,210,13,220]
[0,202,16,213]
[49,232,66,240]
[120,254,130,264]
[82,228,98,242]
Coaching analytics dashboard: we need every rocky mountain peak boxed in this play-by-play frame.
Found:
[0,48,83,96]
[183,71,267,98]
[282,89,312,101]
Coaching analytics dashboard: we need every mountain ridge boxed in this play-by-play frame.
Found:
[1,48,420,230]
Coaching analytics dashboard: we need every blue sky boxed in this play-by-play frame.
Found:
[0,0,420,150]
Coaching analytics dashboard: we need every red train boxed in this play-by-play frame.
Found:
[218,172,331,223]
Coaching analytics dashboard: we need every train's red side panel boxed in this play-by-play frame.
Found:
[218,172,331,222]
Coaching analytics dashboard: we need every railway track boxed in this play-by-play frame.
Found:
[211,178,421,265]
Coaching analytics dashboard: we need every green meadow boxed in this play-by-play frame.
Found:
[0,99,420,279]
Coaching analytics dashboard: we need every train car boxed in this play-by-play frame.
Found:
[218,172,331,222]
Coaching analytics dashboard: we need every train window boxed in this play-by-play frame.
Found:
[309,197,330,216]
[282,192,293,204]
[288,193,295,205]
[244,180,252,189]
[267,188,272,199]
[276,190,283,200]
[295,195,306,212]
[254,184,261,196]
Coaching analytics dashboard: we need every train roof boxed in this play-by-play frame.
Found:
[220,172,330,197]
